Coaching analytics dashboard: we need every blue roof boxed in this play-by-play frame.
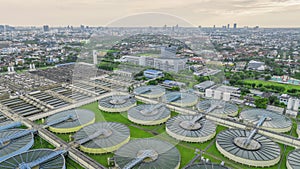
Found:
[144,69,162,73]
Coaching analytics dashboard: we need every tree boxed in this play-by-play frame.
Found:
[254,98,268,109]
[268,96,278,105]
[147,80,158,85]
[264,75,271,81]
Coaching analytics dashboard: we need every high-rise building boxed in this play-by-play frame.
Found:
[93,50,98,65]
[227,24,230,29]
[43,25,49,32]
[0,25,4,32]
[161,46,177,58]
[233,23,237,29]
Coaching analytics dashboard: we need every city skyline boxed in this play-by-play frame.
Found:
[1,0,300,27]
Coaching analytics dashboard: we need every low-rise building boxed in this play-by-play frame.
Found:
[162,80,185,88]
[143,69,163,79]
[194,81,215,92]
[247,60,266,71]
[279,94,290,105]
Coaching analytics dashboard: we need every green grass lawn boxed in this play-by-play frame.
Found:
[244,79,300,91]
[286,118,298,138]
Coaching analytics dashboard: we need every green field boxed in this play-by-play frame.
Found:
[244,79,300,91]
[71,102,295,169]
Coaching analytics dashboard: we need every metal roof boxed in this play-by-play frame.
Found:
[128,104,170,123]
[99,95,136,109]
[240,109,292,130]
[73,122,130,149]
[166,114,216,138]
[287,149,300,168]
[197,100,238,117]
[216,129,280,162]
[114,138,180,169]
[46,109,95,129]
[0,149,65,169]
[133,85,165,97]
[0,129,34,162]
[162,92,198,105]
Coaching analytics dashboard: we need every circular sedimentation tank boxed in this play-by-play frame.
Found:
[162,92,198,107]
[240,109,292,133]
[197,99,238,117]
[186,163,229,169]
[0,129,34,162]
[287,149,300,169]
[133,85,166,98]
[114,138,181,169]
[73,122,130,154]
[216,129,281,167]
[46,109,95,133]
[166,114,216,142]
[98,94,136,112]
[0,149,65,169]
[128,104,170,125]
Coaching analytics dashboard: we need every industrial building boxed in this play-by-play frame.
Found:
[133,85,166,98]
[166,114,216,142]
[216,129,281,167]
[0,97,44,117]
[98,94,137,112]
[116,55,187,73]
[197,100,238,117]
[73,122,130,154]
[194,81,215,92]
[286,97,299,117]
[240,109,292,133]
[205,85,240,101]
[45,109,95,133]
[143,69,164,79]
[162,92,198,107]
[114,138,181,169]
[128,104,170,125]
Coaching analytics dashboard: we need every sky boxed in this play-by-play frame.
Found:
[0,0,300,27]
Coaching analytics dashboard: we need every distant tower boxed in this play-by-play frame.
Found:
[80,25,85,30]
[93,50,98,65]
[213,25,216,28]
[233,23,237,29]
[227,24,230,29]
[43,25,49,32]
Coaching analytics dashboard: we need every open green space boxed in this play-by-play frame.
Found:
[244,79,300,92]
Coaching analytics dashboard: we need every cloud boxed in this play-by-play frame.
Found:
[0,0,299,27]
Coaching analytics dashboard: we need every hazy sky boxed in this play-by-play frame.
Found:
[1,0,300,27]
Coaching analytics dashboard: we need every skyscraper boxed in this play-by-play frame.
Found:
[43,25,49,32]
[233,23,237,29]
